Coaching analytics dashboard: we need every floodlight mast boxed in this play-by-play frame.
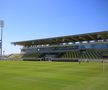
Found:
[0,20,4,60]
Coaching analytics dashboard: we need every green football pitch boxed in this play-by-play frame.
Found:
[0,61,108,90]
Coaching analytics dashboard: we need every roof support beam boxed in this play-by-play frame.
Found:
[79,36,87,41]
[87,34,95,40]
[71,37,79,42]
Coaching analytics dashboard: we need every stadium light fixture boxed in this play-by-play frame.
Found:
[0,20,4,59]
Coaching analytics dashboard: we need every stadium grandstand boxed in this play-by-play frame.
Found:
[11,31,108,62]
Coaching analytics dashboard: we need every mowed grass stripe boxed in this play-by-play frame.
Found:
[0,61,107,90]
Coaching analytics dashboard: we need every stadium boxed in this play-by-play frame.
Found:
[11,30,108,62]
[3,31,108,90]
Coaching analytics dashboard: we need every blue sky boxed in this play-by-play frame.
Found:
[0,0,108,54]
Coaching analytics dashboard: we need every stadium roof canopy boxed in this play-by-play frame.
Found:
[12,31,108,46]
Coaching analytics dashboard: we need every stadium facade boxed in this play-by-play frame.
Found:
[12,31,108,61]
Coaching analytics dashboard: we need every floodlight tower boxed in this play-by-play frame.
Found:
[0,20,4,59]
